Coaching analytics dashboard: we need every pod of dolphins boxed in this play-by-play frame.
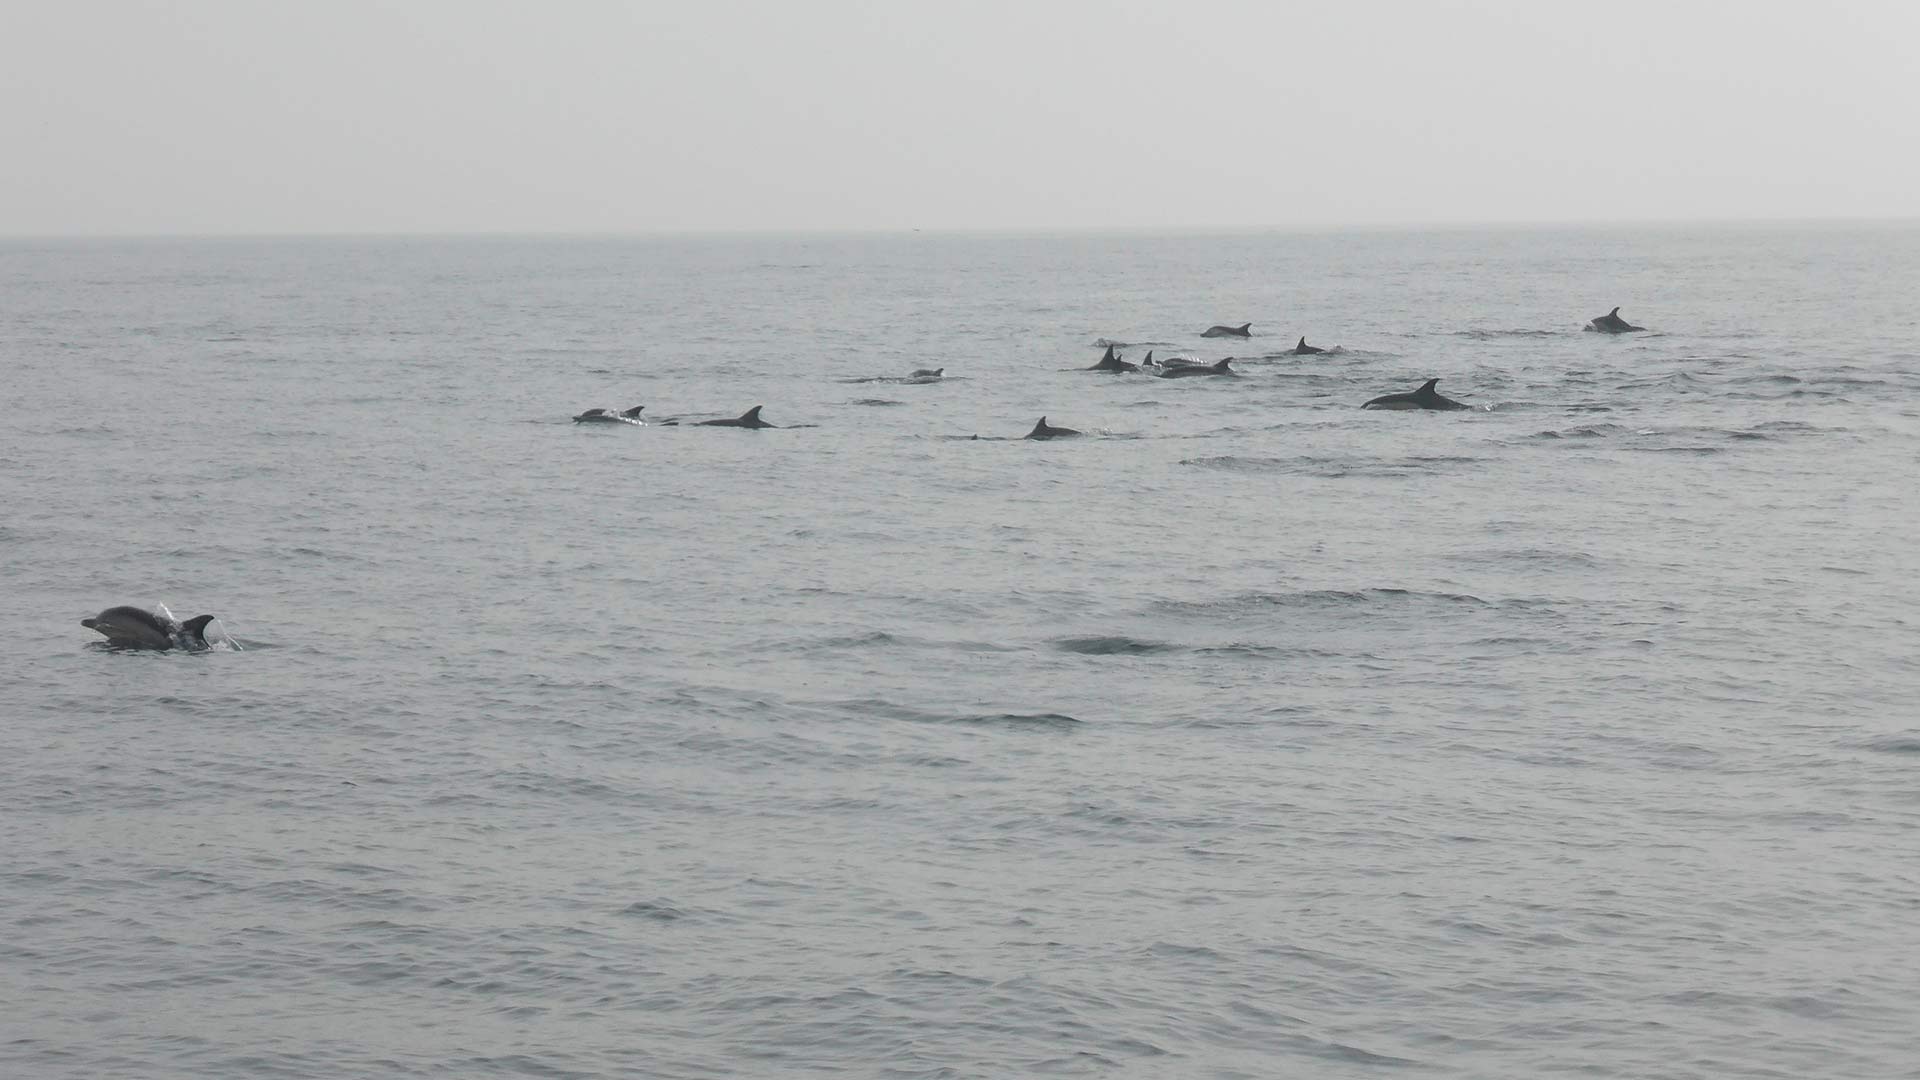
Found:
[87,308,1645,647]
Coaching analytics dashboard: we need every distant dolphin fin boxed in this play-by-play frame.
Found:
[740,406,763,423]
[1298,336,1308,348]
[1144,350,1153,364]
[1238,323,1251,333]
[621,405,645,418]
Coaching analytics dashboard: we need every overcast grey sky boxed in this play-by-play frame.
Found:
[3,1,1916,234]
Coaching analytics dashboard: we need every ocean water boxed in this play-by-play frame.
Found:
[3,226,1918,1079]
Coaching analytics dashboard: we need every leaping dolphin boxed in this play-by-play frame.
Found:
[695,406,775,428]
[1291,336,1326,355]
[574,405,646,424]
[1587,307,1645,333]
[1361,378,1470,411]
[1026,416,1082,439]
[1201,323,1252,338]
[1086,345,1138,373]
[81,606,219,650]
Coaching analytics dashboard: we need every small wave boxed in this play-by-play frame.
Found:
[1452,328,1561,339]
[1053,635,1178,655]
[1618,371,1712,393]
[769,630,1013,655]
[1527,424,1625,440]
[1180,455,1289,470]
[1864,735,1920,755]
[619,899,689,921]
[959,711,1081,728]
[811,631,908,649]
[1154,587,1491,617]
[839,374,951,385]
[1094,339,1176,348]
[1181,454,1483,477]
[1316,1043,1423,1067]
[850,398,904,406]
[833,698,1082,729]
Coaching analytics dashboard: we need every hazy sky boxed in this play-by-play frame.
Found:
[4,1,1917,234]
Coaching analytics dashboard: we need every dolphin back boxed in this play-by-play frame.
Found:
[82,605,179,648]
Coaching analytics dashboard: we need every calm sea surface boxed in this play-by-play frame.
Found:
[3,227,1918,1078]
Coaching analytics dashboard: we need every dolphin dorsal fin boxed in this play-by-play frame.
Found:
[1238,323,1251,332]
[1143,350,1153,364]
[1298,336,1307,348]
[741,406,763,422]
[1417,378,1440,396]
[1609,307,1620,317]
[1215,358,1232,371]
[621,405,645,418]
[1101,345,1116,362]
[1038,416,1048,426]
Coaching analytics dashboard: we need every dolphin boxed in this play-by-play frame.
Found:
[1291,336,1326,355]
[1086,345,1138,373]
[695,406,775,428]
[1588,307,1645,333]
[1361,378,1470,411]
[574,405,646,424]
[1201,323,1252,338]
[81,606,219,650]
[1026,416,1082,439]
[1156,357,1235,378]
[909,367,944,379]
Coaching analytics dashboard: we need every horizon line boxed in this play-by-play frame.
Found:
[2,215,1916,242]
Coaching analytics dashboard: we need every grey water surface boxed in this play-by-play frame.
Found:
[4,227,1918,1079]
